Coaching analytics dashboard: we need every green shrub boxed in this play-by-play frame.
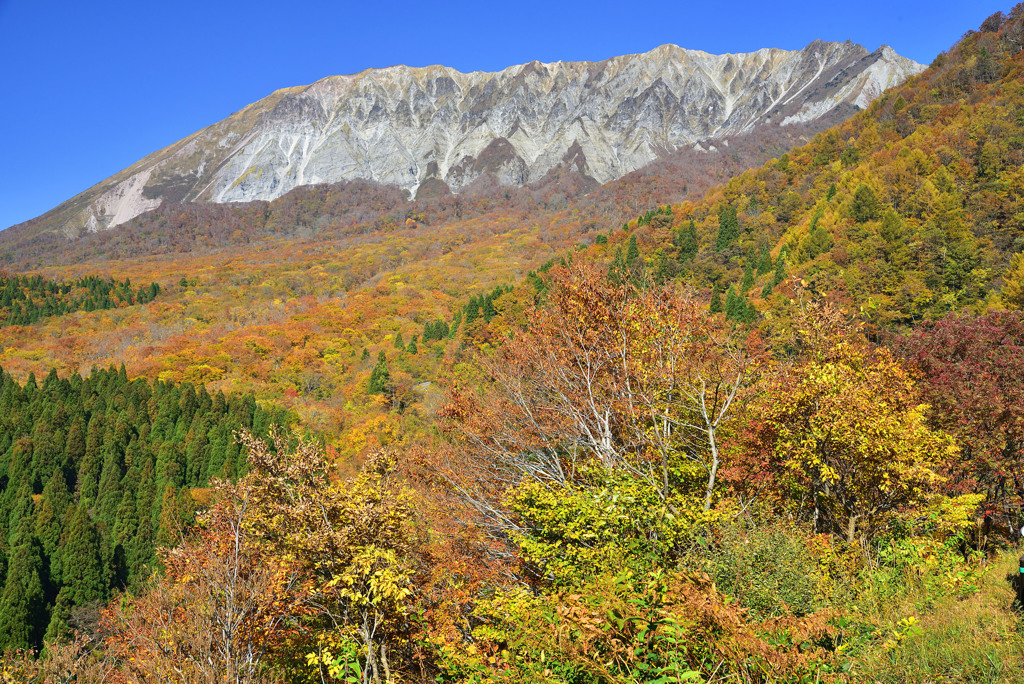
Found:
[698,523,826,620]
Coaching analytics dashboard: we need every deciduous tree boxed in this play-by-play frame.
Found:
[895,311,1024,532]
[436,262,764,559]
[105,479,312,684]
[239,430,419,684]
[746,307,953,543]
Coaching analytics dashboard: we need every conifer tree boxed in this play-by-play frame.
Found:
[134,460,156,524]
[33,498,62,567]
[64,414,86,473]
[155,486,193,549]
[852,183,880,223]
[30,419,61,492]
[205,431,229,482]
[113,481,141,552]
[6,442,32,503]
[96,447,125,534]
[741,261,756,294]
[725,285,741,321]
[608,246,626,284]
[129,517,155,580]
[185,417,210,485]
[773,254,787,287]
[676,219,698,262]
[368,352,391,395]
[0,363,290,637]
[77,415,105,502]
[879,208,906,247]
[709,284,723,314]
[626,234,640,267]
[464,296,480,325]
[428,320,449,341]
[744,299,758,323]
[482,296,497,322]
[756,247,771,275]
[393,332,405,351]
[44,587,73,645]
[35,471,70,576]
[7,479,34,544]
[654,249,671,283]
[798,209,833,262]
[156,442,184,491]
[715,205,741,252]
[0,524,46,652]
[59,506,106,605]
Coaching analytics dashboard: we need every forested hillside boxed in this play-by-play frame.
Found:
[0,274,160,326]
[0,366,290,654]
[3,6,1024,684]
[570,7,1024,330]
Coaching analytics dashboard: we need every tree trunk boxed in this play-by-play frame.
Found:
[703,426,719,511]
[846,514,859,545]
[380,642,392,683]
[360,615,380,684]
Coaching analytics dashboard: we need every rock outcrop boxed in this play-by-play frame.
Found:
[18,41,925,235]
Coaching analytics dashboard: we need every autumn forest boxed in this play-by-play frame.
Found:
[1,7,1024,684]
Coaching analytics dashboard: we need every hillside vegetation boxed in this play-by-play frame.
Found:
[0,366,290,652]
[0,274,160,326]
[2,7,1024,684]
[581,5,1024,330]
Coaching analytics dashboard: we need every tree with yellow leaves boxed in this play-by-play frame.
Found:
[1003,251,1024,309]
[238,430,419,684]
[747,323,955,544]
[103,478,314,684]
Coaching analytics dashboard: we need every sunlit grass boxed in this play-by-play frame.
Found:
[853,550,1024,683]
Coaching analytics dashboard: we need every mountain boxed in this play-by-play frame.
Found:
[560,9,1024,331]
[13,41,923,240]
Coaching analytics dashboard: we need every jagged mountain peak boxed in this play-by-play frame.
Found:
[14,40,924,238]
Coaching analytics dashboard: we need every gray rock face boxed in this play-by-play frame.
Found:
[44,41,925,234]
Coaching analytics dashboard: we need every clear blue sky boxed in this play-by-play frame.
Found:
[0,0,1008,230]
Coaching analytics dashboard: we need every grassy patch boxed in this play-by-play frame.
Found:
[852,550,1024,683]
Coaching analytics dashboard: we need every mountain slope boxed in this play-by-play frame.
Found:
[12,41,923,239]
[551,7,1024,332]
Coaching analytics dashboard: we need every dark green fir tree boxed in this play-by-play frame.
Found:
[724,285,741,321]
[625,234,640,268]
[715,205,740,252]
[0,523,47,652]
[741,261,756,294]
[676,219,698,263]
[709,284,724,314]
[59,506,107,605]
[368,352,390,395]
[773,254,787,287]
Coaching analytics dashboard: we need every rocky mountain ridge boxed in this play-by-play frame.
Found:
[15,40,924,237]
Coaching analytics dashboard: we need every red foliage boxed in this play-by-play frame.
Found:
[894,311,1024,514]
